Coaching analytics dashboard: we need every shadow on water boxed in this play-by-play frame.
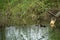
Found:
[0,24,60,40]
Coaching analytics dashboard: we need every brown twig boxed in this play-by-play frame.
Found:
[48,11,57,18]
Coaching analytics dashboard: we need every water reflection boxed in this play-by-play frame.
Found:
[5,25,49,40]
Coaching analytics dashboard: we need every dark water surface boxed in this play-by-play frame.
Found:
[0,25,60,40]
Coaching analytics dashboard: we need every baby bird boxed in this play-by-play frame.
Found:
[50,17,56,28]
